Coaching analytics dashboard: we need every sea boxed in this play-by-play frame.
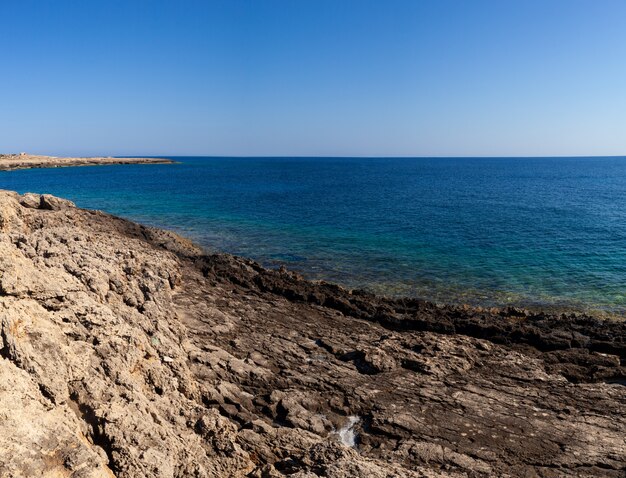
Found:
[2,156,625,316]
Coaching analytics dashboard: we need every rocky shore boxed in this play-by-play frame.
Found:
[0,153,173,171]
[0,190,624,477]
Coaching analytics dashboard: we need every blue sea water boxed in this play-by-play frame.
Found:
[2,157,625,316]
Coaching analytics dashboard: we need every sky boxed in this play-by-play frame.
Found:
[1,0,626,157]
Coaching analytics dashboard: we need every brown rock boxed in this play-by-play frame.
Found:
[0,191,624,477]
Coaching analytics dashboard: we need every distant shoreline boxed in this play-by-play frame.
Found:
[0,153,174,171]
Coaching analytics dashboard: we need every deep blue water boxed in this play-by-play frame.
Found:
[2,157,625,316]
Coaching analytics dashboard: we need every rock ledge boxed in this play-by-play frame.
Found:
[0,190,624,477]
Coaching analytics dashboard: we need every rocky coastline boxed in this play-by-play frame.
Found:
[0,153,173,171]
[0,190,624,477]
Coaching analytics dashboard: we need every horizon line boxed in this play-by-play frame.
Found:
[112,154,626,159]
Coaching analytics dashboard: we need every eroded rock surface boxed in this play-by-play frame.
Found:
[0,190,624,477]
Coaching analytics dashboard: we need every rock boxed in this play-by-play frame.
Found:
[19,192,42,209]
[0,359,112,477]
[39,193,76,210]
[0,190,624,477]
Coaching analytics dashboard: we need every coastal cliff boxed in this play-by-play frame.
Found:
[0,190,624,477]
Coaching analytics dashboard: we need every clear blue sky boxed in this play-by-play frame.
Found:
[1,0,625,157]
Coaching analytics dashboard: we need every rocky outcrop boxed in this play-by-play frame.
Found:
[0,154,173,171]
[0,190,624,477]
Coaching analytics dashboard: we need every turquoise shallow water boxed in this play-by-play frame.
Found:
[2,157,625,316]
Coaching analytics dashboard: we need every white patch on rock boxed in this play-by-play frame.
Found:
[337,415,360,448]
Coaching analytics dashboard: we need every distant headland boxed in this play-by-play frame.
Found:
[0,152,174,171]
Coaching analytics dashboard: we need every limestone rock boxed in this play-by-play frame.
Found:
[0,191,623,477]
